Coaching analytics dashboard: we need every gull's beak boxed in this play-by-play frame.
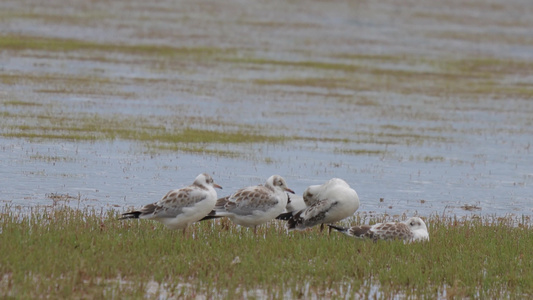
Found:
[285,188,295,194]
[214,183,223,189]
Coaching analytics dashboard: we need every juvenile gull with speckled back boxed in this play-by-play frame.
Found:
[328,217,429,243]
[202,175,294,234]
[119,173,222,233]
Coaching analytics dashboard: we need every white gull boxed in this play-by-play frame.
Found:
[285,193,306,213]
[286,178,360,232]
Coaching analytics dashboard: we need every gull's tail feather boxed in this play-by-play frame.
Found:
[119,211,142,220]
[286,211,304,231]
[329,225,373,238]
[199,210,223,222]
[327,224,348,234]
[119,203,156,220]
[275,212,293,221]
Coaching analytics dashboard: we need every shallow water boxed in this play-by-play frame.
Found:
[1,0,532,219]
[2,132,531,218]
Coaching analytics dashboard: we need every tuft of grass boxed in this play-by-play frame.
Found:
[29,154,75,162]
[1,205,532,298]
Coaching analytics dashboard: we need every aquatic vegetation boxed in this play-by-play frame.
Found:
[0,34,236,60]
[0,108,286,156]
[334,148,388,156]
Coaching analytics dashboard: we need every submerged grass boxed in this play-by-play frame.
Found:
[1,205,531,299]
[0,109,285,156]
[334,148,388,156]
[2,102,448,156]
[246,54,533,99]
[0,34,236,59]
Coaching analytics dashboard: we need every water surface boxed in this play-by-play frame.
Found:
[1,0,532,219]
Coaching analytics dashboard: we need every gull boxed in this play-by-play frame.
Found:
[275,193,306,221]
[276,181,342,221]
[285,178,359,232]
[202,175,294,234]
[328,217,429,243]
[284,193,307,214]
[119,173,222,233]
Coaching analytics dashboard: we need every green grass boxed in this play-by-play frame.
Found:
[1,205,531,298]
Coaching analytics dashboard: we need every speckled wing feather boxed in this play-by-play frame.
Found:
[214,196,230,209]
[367,222,413,241]
[223,187,279,215]
[347,225,374,238]
[142,187,208,219]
